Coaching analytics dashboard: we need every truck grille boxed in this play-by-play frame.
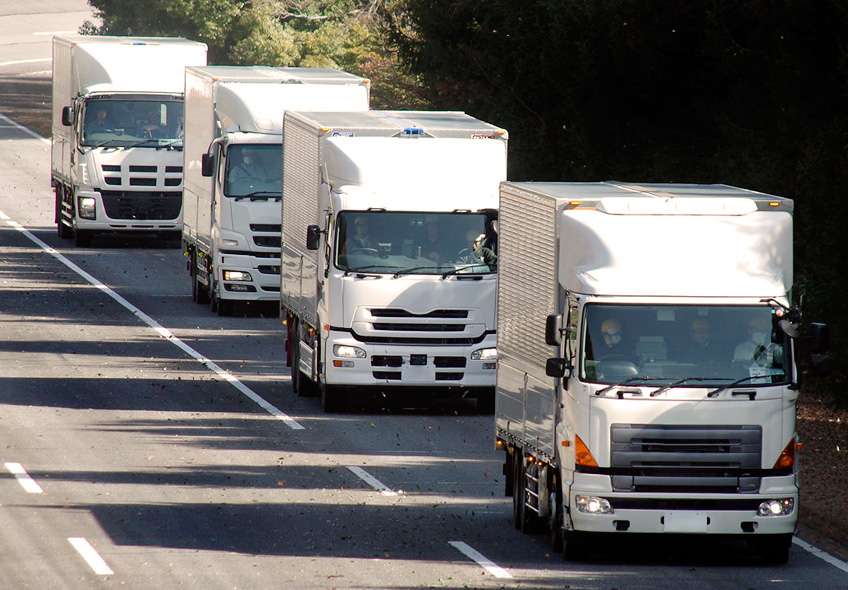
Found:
[609,424,762,494]
[100,191,182,220]
[354,308,485,345]
[100,164,183,190]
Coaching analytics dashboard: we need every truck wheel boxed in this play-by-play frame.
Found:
[512,450,542,533]
[549,477,564,553]
[290,319,317,397]
[476,390,495,414]
[55,187,73,239]
[74,229,93,247]
[321,384,345,413]
[290,318,302,394]
[562,529,589,561]
[748,534,792,564]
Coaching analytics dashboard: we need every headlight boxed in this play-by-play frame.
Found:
[575,495,613,514]
[471,347,497,361]
[757,498,794,516]
[222,270,252,282]
[78,197,96,219]
[333,345,366,358]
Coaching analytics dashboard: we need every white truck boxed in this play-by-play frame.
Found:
[182,66,370,315]
[280,110,507,412]
[495,181,829,563]
[51,35,208,247]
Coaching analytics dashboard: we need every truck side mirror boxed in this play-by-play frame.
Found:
[306,225,321,250]
[545,357,568,378]
[201,153,214,177]
[545,314,563,346]
[61,106,73,127]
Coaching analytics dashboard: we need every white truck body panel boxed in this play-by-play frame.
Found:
[51,36,208,243]
[182,66,369,308]
[281,111,507,406]
[496,181,801,553]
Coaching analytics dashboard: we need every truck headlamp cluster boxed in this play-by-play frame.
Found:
[575,495,613,515]
[333,345,366,358]
[472,347,497,369]
[78,197,96,219]
[222,270,252,282]
[757,498,794,517]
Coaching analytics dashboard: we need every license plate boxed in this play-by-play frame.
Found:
[663,511,708,533]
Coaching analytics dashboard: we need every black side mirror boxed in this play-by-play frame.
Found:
[546,357,567,378]
[545,314,563,346]
[201,153,214,177]
[306,225,321,250]
[61,106,73,127]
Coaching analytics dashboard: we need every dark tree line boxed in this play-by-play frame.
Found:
[85,0,848,394]
[386,0,848,394]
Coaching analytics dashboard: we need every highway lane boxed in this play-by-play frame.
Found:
[2,3,848,589]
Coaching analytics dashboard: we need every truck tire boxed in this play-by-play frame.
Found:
[290,318,317,397]
[562,529,589,561]
[549,477,564,553]
[74,229,93,247]
[748,533,792,564]
[190,253,210,304]
[321,383,345,413]
[56,186,73,239]
[512,450,543,533]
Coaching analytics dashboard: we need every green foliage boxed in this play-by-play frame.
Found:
[82,0,427,108]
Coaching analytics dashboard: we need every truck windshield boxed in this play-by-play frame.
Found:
[82,98,184,146]
[224,145,282,198]
[580,304,790,387]
[334,210,497,275]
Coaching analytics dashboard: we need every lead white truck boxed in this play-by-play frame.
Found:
[51,35,208,246]
[280,110,507,412]
[495,181,828,563]
[182,66,370,315]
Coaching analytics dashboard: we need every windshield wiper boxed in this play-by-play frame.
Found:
[595,376,659,397]
[706,376,765,398]
[233,191,281,201]
[343,265,396,276]
[649,377,718,397]
[441,264,492,279]
[88,139,124,149]
[392,266,445,278]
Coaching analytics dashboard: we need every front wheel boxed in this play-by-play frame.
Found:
[321,383,346,413]
[748,534,792,564]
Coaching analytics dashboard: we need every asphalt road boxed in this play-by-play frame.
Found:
[1,2,848,589]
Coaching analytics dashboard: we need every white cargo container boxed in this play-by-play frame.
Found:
[51,35,208,246]
[281,110,507,411]
[182,66,370,315]
[495,181,828,563]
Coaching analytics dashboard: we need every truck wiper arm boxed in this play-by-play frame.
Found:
[233,191,281,201]
[649,377,716,397]
[441,264,491,279]
[343,265,396,276]
[706,376,761,398]
[392,266,443,278]
[595,376,658,397]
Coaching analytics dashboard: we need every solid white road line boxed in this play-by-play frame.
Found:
[448,541,512,579]
[4,462,44,494]
[0,212,305,430]
[0,113,50,143]
[794,537,848,574]
[347,466,398,496]
[68,537,114,575]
